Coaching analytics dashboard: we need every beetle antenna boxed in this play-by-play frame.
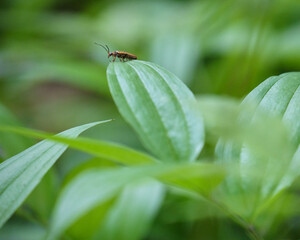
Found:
[94,42,109,53]
[105,44,110,53]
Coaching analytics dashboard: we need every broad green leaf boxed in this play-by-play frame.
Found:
[0,121,109,228]
[243,72,300,145]
[107,61,205,162]
[214,72,300,221]
[0,103,33,158]
[0,125,156,166]
[47,163,223,240]
[96,180,165,240]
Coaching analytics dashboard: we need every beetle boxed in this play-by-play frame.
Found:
[95,43,137,62]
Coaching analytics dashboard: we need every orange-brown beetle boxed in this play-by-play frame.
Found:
[95,43,137,62]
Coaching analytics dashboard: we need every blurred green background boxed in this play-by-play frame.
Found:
[1,0,300,134]
[0,0,300,239]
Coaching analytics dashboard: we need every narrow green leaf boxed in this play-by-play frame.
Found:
[0,121,108,228]
[0,125,156,166]
[96,180,165,240]
[47,163,223,240]
[107,61,205,162]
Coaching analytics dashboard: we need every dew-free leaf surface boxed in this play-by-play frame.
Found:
[107,61,205,162]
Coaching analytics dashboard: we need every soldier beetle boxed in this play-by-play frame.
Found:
[95,43,137,62]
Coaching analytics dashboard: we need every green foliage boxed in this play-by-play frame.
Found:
[0,121,108,228]
[47,162,222,240]
[1,57,299,240]
[214,73,300,224]
[1,0,300,238]
[96,180,164,240]
[0,125,156,166]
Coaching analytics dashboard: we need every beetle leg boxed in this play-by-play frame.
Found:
[113,55,116,62]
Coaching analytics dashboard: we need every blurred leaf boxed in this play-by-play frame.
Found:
[0,121,108,228]
[96,180,165,240]
[47,162,223,240]
[63,157,118,186]
[213,72,300,222]
[107,61,204,162]
[0,125,156,166]
[243,72,300,145]
[157,162,224,196]
[67,199,114,240]
[64,159,117,240]
[160,191,225,224]
[197,95,241,143]
[0,103,33,158]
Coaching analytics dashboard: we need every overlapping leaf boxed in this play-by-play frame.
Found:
[47,163,223,240]
[0,125,156,166]
[212,72,300,220]
[96,180,165,240]
[0,121,109,228]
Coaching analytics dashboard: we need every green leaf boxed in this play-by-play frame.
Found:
[214,72,300,220]
[243,72,300,145]
[0,120,109,228]
[67,199,114,240]
[96,180,165,240]
[107,61,205,162]
[0,125,156,166]
[63,157,118,186]
[243,72,300,214]
[47,163,223,240]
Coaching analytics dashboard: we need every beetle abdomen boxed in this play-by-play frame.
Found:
[116,51,137,60]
